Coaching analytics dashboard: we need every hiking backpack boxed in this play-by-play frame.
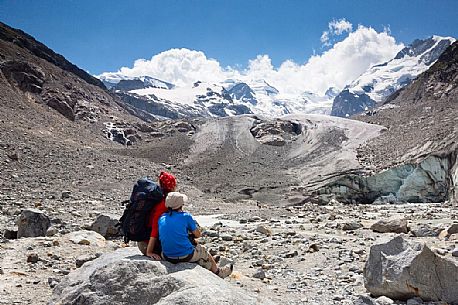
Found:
[118,177,163,243]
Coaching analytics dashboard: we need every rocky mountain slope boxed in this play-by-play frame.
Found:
[330,42,458,201]
[331,36,455,117]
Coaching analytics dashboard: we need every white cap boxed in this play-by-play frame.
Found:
[165,192,188,210]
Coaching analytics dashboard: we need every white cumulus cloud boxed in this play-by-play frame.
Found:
[329,18,353,35]
[321,18,353,46]
[100,48,226,87]
[99,24,403,96]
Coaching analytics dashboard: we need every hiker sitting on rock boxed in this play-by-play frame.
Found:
[139,171,177,259]
[158,192,233,278]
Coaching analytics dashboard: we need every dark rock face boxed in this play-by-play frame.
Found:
[330,89,376,117]
[250,119,302,146]
[0,22,105,89]
[394,37,453,65]
[0,60,45,93]
[227,83,257,105]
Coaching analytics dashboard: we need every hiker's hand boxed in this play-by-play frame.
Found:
[148,253,161,260]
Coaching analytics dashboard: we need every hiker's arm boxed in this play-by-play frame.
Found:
[191,228,201,238]
[146,237,161,260]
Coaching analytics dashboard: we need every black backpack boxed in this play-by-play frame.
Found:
[118,177,163,243]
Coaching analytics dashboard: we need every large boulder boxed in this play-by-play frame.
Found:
[48,247,276,305]
[16,209,51,238]
[370,218,409,234]
[364,236,458,303]
[90,214,120,238]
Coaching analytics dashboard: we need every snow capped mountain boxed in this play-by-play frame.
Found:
[98,36,455,120]
[106,75,334,119]
[331,36,455,117]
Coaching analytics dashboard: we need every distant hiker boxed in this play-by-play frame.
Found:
[139,171,177,259]
[158,192,233,278]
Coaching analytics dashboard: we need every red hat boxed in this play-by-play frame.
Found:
[159,171,176,192]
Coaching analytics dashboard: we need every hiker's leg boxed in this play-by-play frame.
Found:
[190,244,218,273]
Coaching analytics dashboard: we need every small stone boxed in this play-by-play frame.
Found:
[376,296,394,305]
[46,226,58,237]
[27,253,39,263]
[451,248,458,257]
[76,254,98,268]
[4,228,18,239]
[0,267,4,275]
[307,243,320,253]
[248,216,261,222]
[204,230,219,237]
[342,221,363,231]
[48,277,60,288]
[67,230,106,247]
[220,233,233,241]
[406,297,424,305]
[256,224,272,236]
[61,191,71,199]
[252,269,266,279]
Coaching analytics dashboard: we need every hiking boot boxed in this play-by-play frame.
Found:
[217,264,233,279]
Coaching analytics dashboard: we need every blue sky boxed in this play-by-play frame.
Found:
[1,0,457,76]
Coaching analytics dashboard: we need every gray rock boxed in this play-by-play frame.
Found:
[256,224,272,236]
[67,230,106,246]
[452,248,458,257]
[406,297,424,305]
[76,254,98,268]
[4,228,17,239]
[61,191,71,199]
[49,248,276,305]
[252,269,266,279]
[220,233,233,241]
[447,223,458,235]
[90,214,120,238]
[16,209,51,238]
[364,236,458,303]
[376,296,394,305]
[411,224,441,237]
[354,295,379,305]
[27,253,39,263]
[370,218,408,234]
[342,221,363,231]
[46,226,58,237]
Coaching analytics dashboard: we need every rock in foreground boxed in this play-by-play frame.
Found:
[364,236,458,303]
[48,247,276,305]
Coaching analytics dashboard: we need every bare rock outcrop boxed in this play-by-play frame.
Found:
[48,247,276,305]
[364,236,458,303]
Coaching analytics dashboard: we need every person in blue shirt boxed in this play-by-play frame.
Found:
[158,192,233,278]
